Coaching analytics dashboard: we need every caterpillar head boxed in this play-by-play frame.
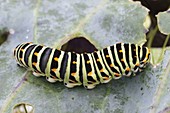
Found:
[13,42,32,67]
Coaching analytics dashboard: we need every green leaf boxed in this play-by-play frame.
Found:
[0,1,169,113]
[158,9,170,34]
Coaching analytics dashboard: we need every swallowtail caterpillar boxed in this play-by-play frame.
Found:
[14,42,150,89]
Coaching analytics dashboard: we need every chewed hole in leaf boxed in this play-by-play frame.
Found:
[61,37,98,54]
[13,102,34,113]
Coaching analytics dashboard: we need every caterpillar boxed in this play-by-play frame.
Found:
[13,42,150,89]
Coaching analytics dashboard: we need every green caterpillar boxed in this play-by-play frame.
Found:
[14,42,150,89]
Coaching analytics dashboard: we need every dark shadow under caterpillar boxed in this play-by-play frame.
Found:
[14,42,150,89]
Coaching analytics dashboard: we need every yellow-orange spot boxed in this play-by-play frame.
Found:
[21,49,24,52]
[103,77,109,80]
[121,59,124,62]
[20,58,23,61]
[119,50,123,53]
[54,57,58,61]
[115,73,120,77]
[110,64,114,67]
[97,59,100,62]
[51,68,57,72]
[100,68,104,72]
[143,60,146,63]
[146,54,149,58]
[72,61,77,64]
[148,49,150,53]
[87,60,90,64]
[136,63,140,66]
[71,73,76,76]
[32,62,37,66]
[106,55,109,58]
[34,52,38,56]
[88,72,93,76]
[134,56,137,58]
[134,49,136,51]
[126,67,131,71]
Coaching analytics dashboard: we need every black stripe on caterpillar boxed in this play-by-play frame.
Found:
[13,42,150,89]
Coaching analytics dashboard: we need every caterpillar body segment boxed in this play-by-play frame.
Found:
[14,42,150,89]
